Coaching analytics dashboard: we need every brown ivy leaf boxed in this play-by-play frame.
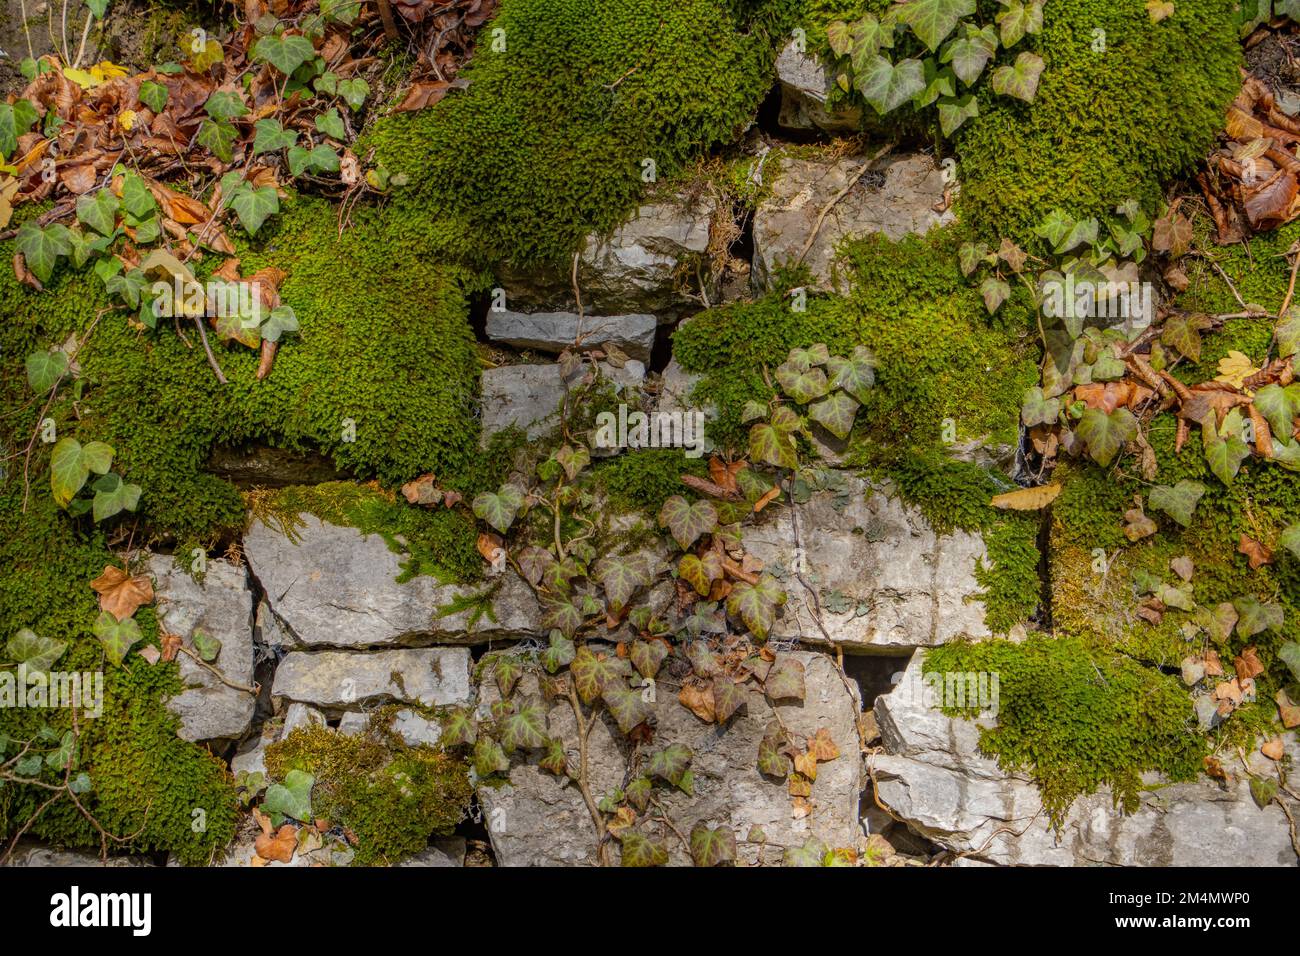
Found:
[808,727,840,762]
[1234,645,1266,681]
[1170,555,1194,582]
[1276,689,1300,728]
[1262,737,1285,760]
[793,750,818,781]
[401,473,443,506]
[254,824,298,864]
[787,771,813,797]
[90,565,154,620]
[1236,534,1273,570]
[1204,649,1224,677]
[678,682,716,723]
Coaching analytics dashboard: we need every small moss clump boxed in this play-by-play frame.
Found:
[593,449,711,512]
[924,634,1205,823]
[264,721,473,865]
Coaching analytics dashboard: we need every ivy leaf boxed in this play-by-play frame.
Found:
[765,655,806,702]
[990,51,1044,102]
[473,735,510,777]
[1034,208,1075,250]
[774,361,830,404]
[678,551,721,596]
[995,0,1043,47]
[856,55,926,114]
[138,79,168,113]
[725,573,786,640]
[204,90,248,121]
[553,443,591,481]
[1252,384,1298,438]
[253,33,316,75]
[228,186,279,235]
[16,221,72,283]
[493,654,522,697]
[1250,776,1279,809]
[541,630,575,674]
[898,0,975,50]
[757,723,792,777]
[1147,480,1206,527]
[980,276,1010,313]
[1054,216,1099,255]
[1161,312,1213,362]
[1233,596,1284,637]
[440,707,477,747]
[914,60,957,109]
[472,483,525,533]
[648,743,693,789]
[337,77,369,109]
[601,682,651,734]
[196,119,237,163]
[1152,209,1193,257]
[260,305,298,343]
[252,117,298,154]
[75,189,119,237]
[1204,434,1250,485]
[50,437,114,507]
[712,677,747,722]
[749,422,799,470]
[658,495,718,551]
[1076,407,1138,467]
[314,107,346,140]
[1020,386,1061,427]
[808,390,860,440]
[619,829,668,867]
[631,639,669,679]
[542,597,584,638]
[851,16,896,72]
[690,824,737,867]
[825,346,876,402]
[571,646,628,703]
[826,19,853,56]
[594,553,652,614]
[7,628,67,675]
[1279,523,1300,561]
[92,610,142,666]
[1277,308,1300,359]
[1278,639,1300,683]
[940,23,997,85]
[25,350,68,393]
[958,240,988,276]
[516,546,554,587]
[937,92,979,136]
[500,698,549,752]
[91,472,141,522]
[538,737,568,776]
[287,144,340,176]
[784,838,832,867]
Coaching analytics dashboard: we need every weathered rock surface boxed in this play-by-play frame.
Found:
[485,310,657,363]
[752,153,953,292]
[398,837,466,867]
[741,474,989,650]
[774,39,862,134]
[150,556,256,743]
[3,843,156,867]
[871,654,1300,866]
[271,647,472,711]
[477,649,861,866]
[245,516,543,647]
[501,194,716,317]
[478,363,567,442]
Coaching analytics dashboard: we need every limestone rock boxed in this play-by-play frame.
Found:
[398,837,466,867]
[3,843,156,867]
[740,474,989,650]
[150,555,256,743]
[774,39,862,134]
[477,649,861,866]
[752,153,953,292]
[871,653,1300,866]
[485,310,657,363]
[478,363,567,442]
[245,516,543,647]
[271,647,472,710]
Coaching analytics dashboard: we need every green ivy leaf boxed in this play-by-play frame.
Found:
[50,437,114,507]
[678,552,718,596]
[1161,312,1213,362]
[228,185,280,235]
[914,60,957,109]
[619,829,668,867]
[1278,639,1300,683]
[541,630,575,674]
[252,117,298,154]
[774,360,830,404]
[757,724,792,777]
[725,573,786,641]
[630,639,669,679]
[1279,523,1300,561]
[995,0,1043,47]
[287,143,340,176]
[850,16,895,73]
[120,172,156,218]
[91,472,141,522]
[1020,386,1060,427]
[648,743,693,788]
[689,824,737,867]
[553,443,591,481]
[1277,308,1300,359]
[898,0,975,50]
[825,346,876,402]
[1076,407,1138,467]
[1204,434,1250,485]
[92,611,142,666]
[539,737,568,775]
[1147,480,1206,527]
[958,240,988,276]
[25,350,68,393]
[940,22,997,85]
[473,735,510,777]
[980,275,1010,313]
[204,90,248,121]
[138,79,168,113]
[440,707,477,747]
[1233,596,1284,637]
[594,553,653,614]
[571,646,628,703]
[253,33,316,75]
[472,483,525,533]
[937,92,979,136]
[7,628,67,674]
[601,682,651,734]
[314,107,346,139]
[1252,384,1299,439]
[749,422,799,470]
[990,51,1044,102]
[658,495,718,551]
[808,390,860,440]
[500,698,549,752]
[196,119,237,163]
[625,776,653,811]
[855,55,926,114]
[337,77,369,110]
[75,189,119,237]
[16,221,72,284]
[713,676,747,722]
[260,305,298,342]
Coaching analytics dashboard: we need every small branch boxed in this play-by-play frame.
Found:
[191,315,229,384]
[797,142,895,265]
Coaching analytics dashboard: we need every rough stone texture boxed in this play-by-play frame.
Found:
[501,194,716,318]
[230,726,274,778]
[398,837,466,867]
[752,153,953,292]
[486,310,657,363]
[336,707,441,746]
[149,555,256,743]
[775,39,862,134]
[282,701,325,735]
[3,843,156,867]
[245,516,543,647]
[872,654,1300,866]
[271,648,472,710]
[478,649,861,866]
[741,474,989,651]
[478,363,566,442]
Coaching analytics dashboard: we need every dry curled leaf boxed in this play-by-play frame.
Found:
[990,483,1061,510]
[254,824,298,864]
[1236,534,1273,570]
[89,565,154,620]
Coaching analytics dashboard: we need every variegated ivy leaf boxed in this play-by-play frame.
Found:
[92,611,141,667]
[1252,383,1300,438]
[500,698,549,752]
[787,343,829,369]
[1277,307,1300,359]
[648,743,693,790]
[713,677,747,722]
[1233,595,1284,637]
[631,639,669,679]
[856,55,926,115]
[594,552,654,614]
[749,422,799,470]
[1147,480,1206,527]
[774,360,830,404]
[940,22,997,85]
[494,654,523,697]
[473,736,510,777]
[898,0,975,51]
[601,682,652,734]
[741,399,768,423]
[995,0,1043,47]
[914,60,956,109]
[825,346,877,402]
[1161,311,1213,362]
[980,276,1010,313]
[784,838,834,867]
[937,92,979,136]
[678,551,721,596]
[685,640,722,677]
[571,646,629,703]
[625,776,653,811]
[539,737,568,775]
[725,573,786,640]
[516,545,555,587]
[757,723,792,777]
[1075,407,1138,467]
[542,597,585,638]
[765,655,806,702]
[542,555,584,593]
[690,824,738,867]
[541,630,575,673]
[658,495,718,551]
[552,443,590,481]
[6,628,67,675]
[1053,216,1099,255]
[826,19,854,56]
[1279,523,1300,561]
[808,390,861,440]
[1034,208,1075,252]
[1020,386,1061,427]
[990,51,1044,103]
[768,405,803,434]
[958,240,989,276]
[619,829,668,867]
[472,482,525,534]
[1204,434,1250,485]
[440,707,477,747]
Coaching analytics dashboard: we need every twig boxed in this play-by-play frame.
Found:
[191,314,228,384]
[796,142,895,265]
[176,646,259,694]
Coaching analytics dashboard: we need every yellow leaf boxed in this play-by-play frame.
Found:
[1215,350,1258,389]
[117,109,137,132]
[62,67,98,89]
[990,482,1062,511]
[0,176,19,230]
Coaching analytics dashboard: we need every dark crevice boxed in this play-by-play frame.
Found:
[842,651,914,708]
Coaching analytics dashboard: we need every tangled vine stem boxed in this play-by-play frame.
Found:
[566,684,609,866]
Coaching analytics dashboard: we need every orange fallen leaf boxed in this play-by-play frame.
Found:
[89,565,154,620]
[1237,534,1273,570]
[808,727,840,761]
[678,682,716,723]
[991,483,1061,510]
[1261,737,1285,760]
[254,824,298,864]
[1234,645,1266,681]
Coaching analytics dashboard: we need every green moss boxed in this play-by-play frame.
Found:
[367,0,800,271]
[924,634,1205,823]
[264,721,472,865]
[593,448,710,512]
[956,0,1241,247]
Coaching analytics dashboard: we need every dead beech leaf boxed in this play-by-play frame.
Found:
[89,565,154,620]
[991,483,1061,511]
[1261,737,1285,760]
[679,682,716,723]
[1236,534,1273,570]
[254,824,298,864]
